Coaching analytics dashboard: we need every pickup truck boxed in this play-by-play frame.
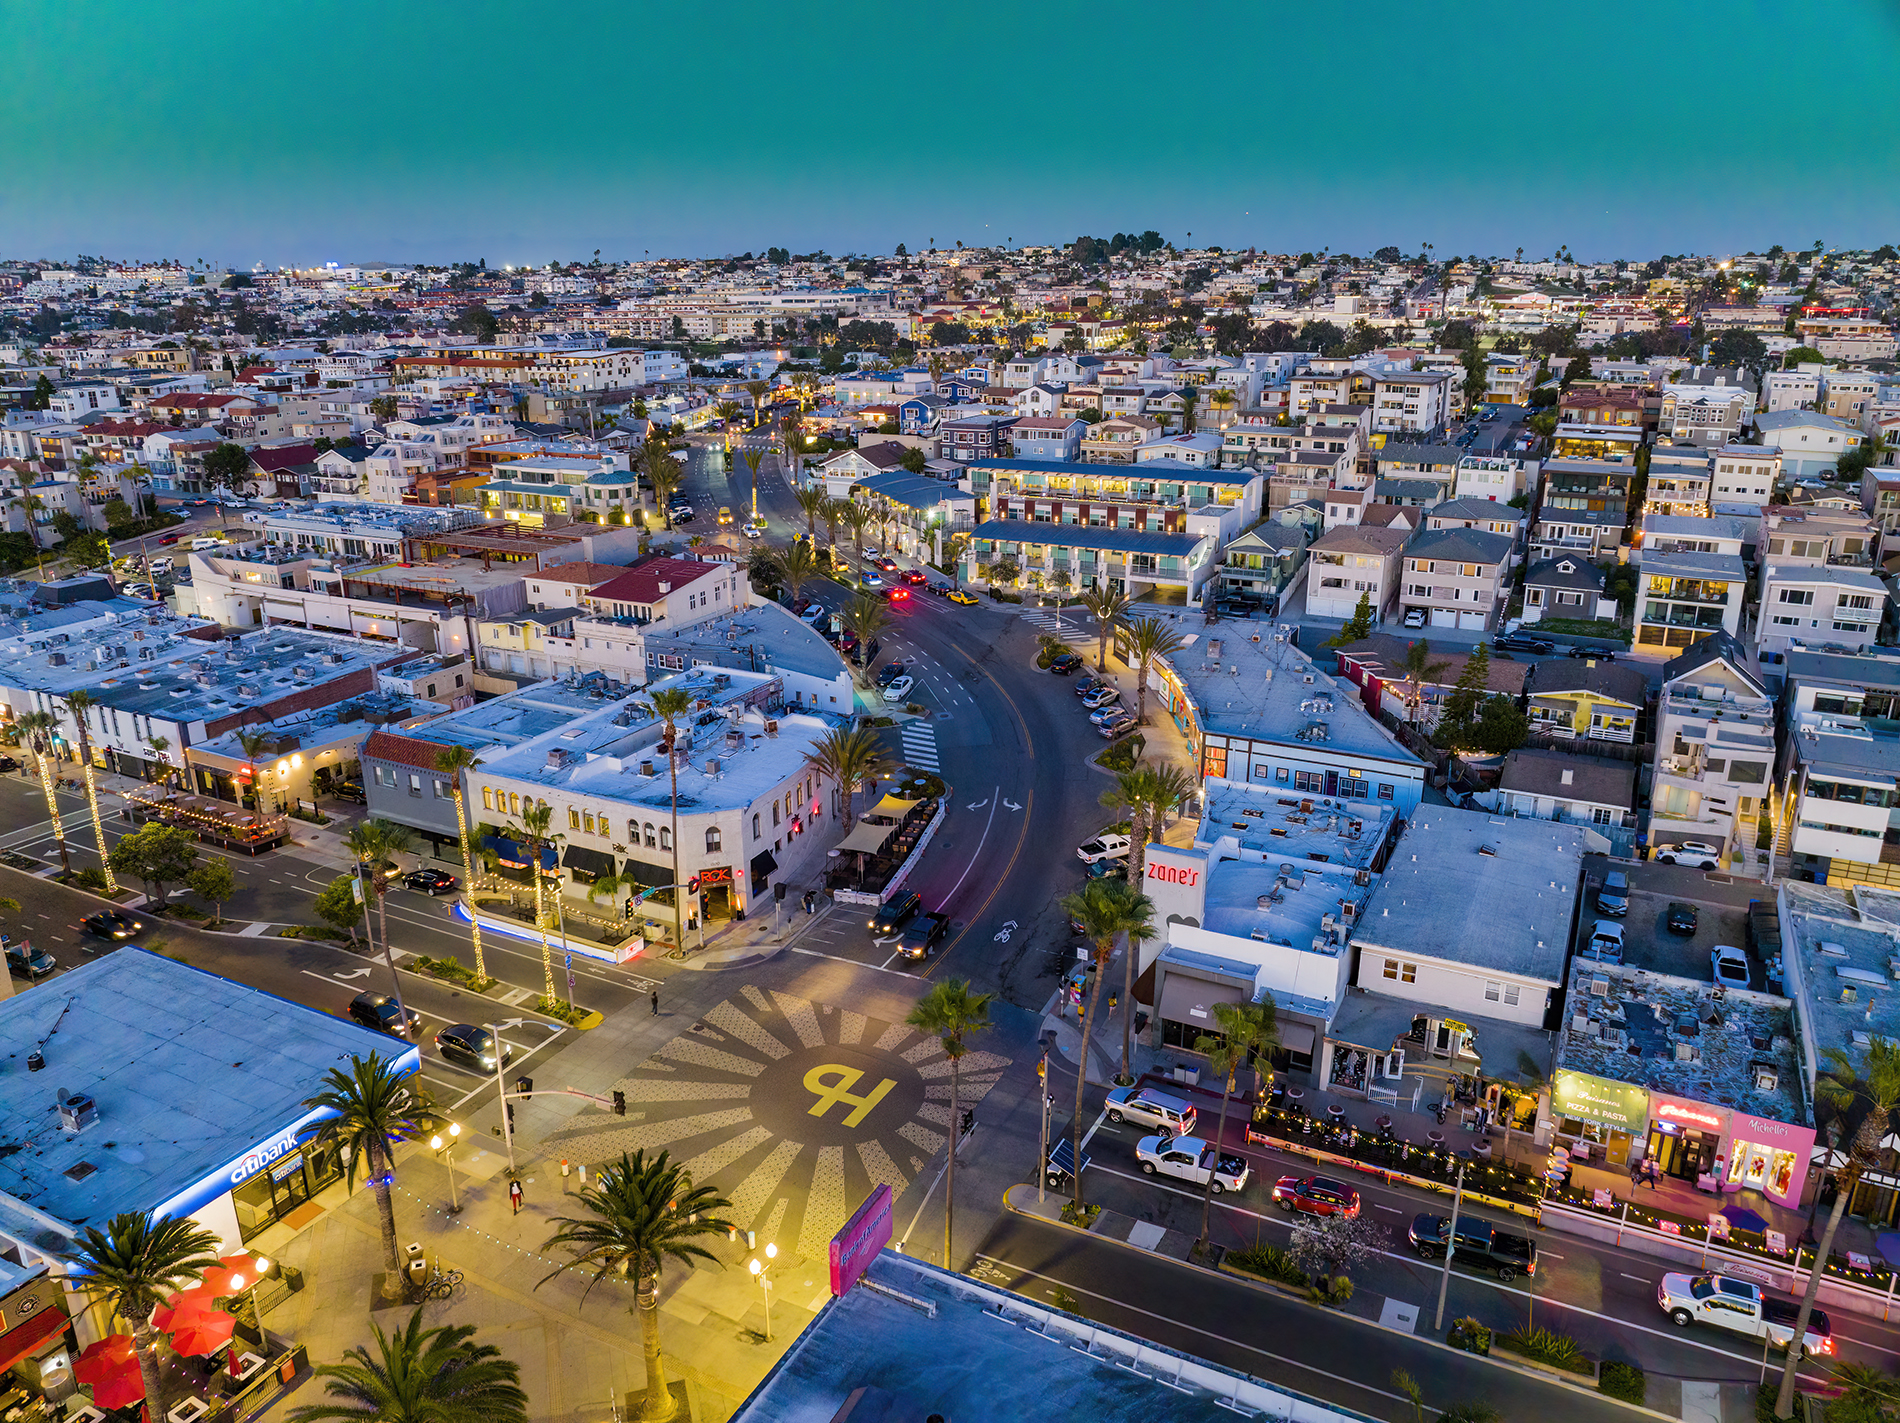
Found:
[868,892,921,937]
[1657,1273,1833,1356]
[1407,1213,1538,1282]
[897,911,950,960]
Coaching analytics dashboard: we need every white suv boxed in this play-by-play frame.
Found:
[1656,840,1722,869]
[1103,1086,1197,1134]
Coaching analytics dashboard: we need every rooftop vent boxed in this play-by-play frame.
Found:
[57,1090,98,1134]
[1754,1064,1779,1092]
[705,758,720,776]
[1477,843,1499,857]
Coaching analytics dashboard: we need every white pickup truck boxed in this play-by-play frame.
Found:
[1658,1273,1833,1356]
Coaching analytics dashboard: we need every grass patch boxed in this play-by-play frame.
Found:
[533,995,600,1027]
[867,715,896,728]
[1224,1245,1309,1289]
[1498,1325,1591,1375]
[275,924,350,943]
[412,954,497,994]
[1534,616,1629,644]
[167,903,210,922]
[1598,1361,1645,1404]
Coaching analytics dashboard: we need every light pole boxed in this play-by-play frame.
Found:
[1433,1158,1468,1331]
[431,1122,463,1213]
[1037,1051,1052,1205]
[747,1243,778,1340]
[486,1018,527,1173]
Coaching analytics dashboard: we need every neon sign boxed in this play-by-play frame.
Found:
[1147,861,1200,887]
[1655,1101,1723,1132]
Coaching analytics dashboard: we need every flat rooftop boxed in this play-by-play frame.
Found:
[1782,881,1900,1070]
[87,626,392,723]
[191,692,442,763]
[321,557,531,596]
[1351,807,1585,982]
[732,1253,1380,1423]
[635,604,849,687]
[396,679,620,754]
[0,948,407,1231]
[1557,960,1805,1124]
[1196,775,1393,870]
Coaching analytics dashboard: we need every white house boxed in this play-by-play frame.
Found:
[1755,410,1867,479]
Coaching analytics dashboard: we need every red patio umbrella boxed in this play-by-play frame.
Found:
[194,1253,266,1297]
[86,1366,146,1412]
[167,1310,236,1358]
[152,1286,223,1333]
[73,1335,137,1385]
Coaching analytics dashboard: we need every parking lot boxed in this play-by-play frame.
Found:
[1580,855,1765,991]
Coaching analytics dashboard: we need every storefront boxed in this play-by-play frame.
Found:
[1153,948,1257,1055]
[229,1139,343,1241]
[0,1278,74,1404]
[1724,1110,1813,1209]
[1643,1093,1728,1183]
[1551,1069,1648,1168]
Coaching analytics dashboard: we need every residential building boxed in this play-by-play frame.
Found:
[1452,455,1524,503]
[1773,708,1900,889]
[1078,414,1164,464]
[962,520,1215,602]
[1482,355,1539,407]
[1305,524,1409,621]
[1658,370,1756,446]
[1632,550,1747,656]
[1758,563,1887,654]
[1521,555,1614,625]
[1007,416,1084,461]
[1398,525,1514,631]
[1368,370,1453,433]
[1215,520,1310,610]
[1523,657,1647,745]
[1558,388,1647,427]
[1760,505,1878,566]
[1823,369,1880,428]
[1755,410,1868,478]
[937,414,1017,463]
[975,458,1263,540]
[1495,747,1636,830]
[1644,447,1712,517]
[1638,512,1752,560]
[1532,456,1635,560]
[1764,369,1822,414]
[1793,316,1897,361]
[1650,632,1775,862]
[1424,497,1525,543]
[1135,432,1225,468]
[844,471,978,561]
[817,440,913,497]
[1710,444,1781,513]
[1333,635,1529,731]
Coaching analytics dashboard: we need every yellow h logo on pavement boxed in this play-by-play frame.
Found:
[803,1064,896,1128]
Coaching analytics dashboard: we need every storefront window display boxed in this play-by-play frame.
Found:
[1727,1139,1798,1198]
[1722,1112,1814,1209]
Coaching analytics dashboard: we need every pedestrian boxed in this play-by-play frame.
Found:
[651,988,659,1016]
[1108,993,1119,1014]
[508,1179,523,1215]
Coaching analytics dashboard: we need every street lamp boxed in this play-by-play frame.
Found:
[747,1243,778,1340]
[430,1122,463,1213]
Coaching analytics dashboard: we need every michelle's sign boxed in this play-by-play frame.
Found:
[829,1183,893,1297]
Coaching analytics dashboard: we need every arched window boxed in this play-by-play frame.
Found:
[644,822,657,847]
[658,826,672,851]
[706,826,722,852]
[627,820,639,843]
[753,813,761,839]
[772,802,780,827]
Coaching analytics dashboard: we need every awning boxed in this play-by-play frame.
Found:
[621,857,672,889]
[1158,972,1249,1028]
[1280,1021,1317,1054]
[562,844,617,880]
[750,849,778,892]
[0,1305,68,1375]
[868,794,921,819]
[482,835,556,869]
[836,821,898,855]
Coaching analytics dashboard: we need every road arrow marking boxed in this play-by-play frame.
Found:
[967,799,989,810]
[1003,798,1023,812]
[334,967,372,980]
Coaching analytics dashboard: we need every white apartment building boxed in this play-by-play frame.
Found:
[1369,371,1453,433]
[1453,455,1524,503]
[1660,378,1753,445]
[1764,369,1821,414]
[1650,632,1776,861]
[1755,411,1867,479]
[1709,444,1780,512]
[1305,524,1409,620]
[1758,563,1887,654]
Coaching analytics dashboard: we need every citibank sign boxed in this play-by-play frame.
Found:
[230,1128,302,1186]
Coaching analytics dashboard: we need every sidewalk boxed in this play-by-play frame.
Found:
[674,897,840,970]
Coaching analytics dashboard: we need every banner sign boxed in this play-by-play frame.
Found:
[828,1184,893,1297]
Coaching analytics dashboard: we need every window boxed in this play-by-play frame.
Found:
[1294,770,1323,793]
[1505,984,1521,1006]
[434,779,450,799]
[408,773,422,797]
[375,765,396,787]
[584,811,597,835]
[753,813,761,839]
[568,807,582,830]
[706,826,722,852]
[658,826,671,851]
[1485,980,1502,1002]
[1276,768,1290,783]
[509,792,521,815]
[1378,784,1395,801]
[1383,959,1417,984]
[643,822,657,847]
[482,787,493,811]
[772,803,780,827]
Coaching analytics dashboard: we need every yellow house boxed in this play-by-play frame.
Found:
[1524,659,1648,745]
[477,610,575,681]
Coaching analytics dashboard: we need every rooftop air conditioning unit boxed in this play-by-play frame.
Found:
[638,760,654,777]
[58,1091,98,1133]
[1675,1042,1698,1062]
[705,758,720,776]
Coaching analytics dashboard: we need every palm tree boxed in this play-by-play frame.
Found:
[1776,1037,1900,1417]
[779,411,805,477]
[1125,616,1186,725]
[908,979,993,1270]
[144,734,172,786]
[1179,387,1199,434]
[1036,632,1073,666]
[66,1212,223,1423]
[793,484,829,543]
[1057,878,1155,1208]
[344,819,415,1023]
[841,594,891,683]
[16,710,69,876]
[433,746,488,981]
[639,426,682,529]
[1192,1000,1278,1247]
[820,496,848,560]
[777,539,819,607]
[1099,761,1195,1081]
[1079,585,1132,672]
[59,691,117,891]
[1399,638,1451,723]
[650,688,694,949]
[712,400,742,451]
[805,725,895,836]
[742,379,770,425]
[287,1308,528,1423]
[305,1055,439,1302]
[839,501,875,579]
[1208,386,1237,427]
[236,727,273,811]
[540,1151,734,1422]
[507,799,559,1002]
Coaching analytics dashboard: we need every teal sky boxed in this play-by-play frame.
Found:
[9,0,1899,267]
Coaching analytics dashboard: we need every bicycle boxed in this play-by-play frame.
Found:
[421,1265,463,1301]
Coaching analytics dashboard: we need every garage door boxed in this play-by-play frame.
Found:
[1458,611,1488,630]
[1429,608,1457,628]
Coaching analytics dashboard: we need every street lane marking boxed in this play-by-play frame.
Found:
[1621,1273,1651,1283]
[789,946,913,978]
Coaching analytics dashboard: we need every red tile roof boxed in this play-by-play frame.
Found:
[250,443,319,471]
[588,556,724,606]
[362,729,445,772]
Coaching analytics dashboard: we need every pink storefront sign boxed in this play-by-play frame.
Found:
[1724,1111,1816,1207]
[829,1183,894,1297]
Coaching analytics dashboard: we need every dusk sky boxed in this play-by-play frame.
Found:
[12,0,1899,267]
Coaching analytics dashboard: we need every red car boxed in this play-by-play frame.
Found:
[158,533,182,545]
[902,569,927,585]
[1272,1174,1360,1219]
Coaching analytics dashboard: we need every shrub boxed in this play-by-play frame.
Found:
[413,954,496,992]
[1598,1361,1645,1404]
[1225,1245,1309,1288]
[1097,734,1147,773]
[67,866,109,892]
[1311,1273,1354,1306]
[1500,1325,1588,1373]
[1447,1316,1491,1355]
[1060,1201,1100,1227]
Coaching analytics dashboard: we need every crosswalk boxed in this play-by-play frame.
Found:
[898,720,940,772]
[1020,609,1079,635]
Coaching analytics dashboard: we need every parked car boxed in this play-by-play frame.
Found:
[82,911,144,941]
[435,1023,510,1072]
[881,675,915,702]
[1711,944,1750,989]
[1494,631,1555,656]
[876,660,914,686]
[1401,608,1428,629]
[1085,856,1128,880]
[404,868,458,895]
[1658,1273,1832,1356]
[947,589,978,605]
[897,911,951,960]
[1074,676,1107,698]
[1566,645,1618,661]
[799,604,826,625]
[331,779,367,804]
[1137,1134,1250,1194]
[1656,839,1722,869]
[1585,919,1625,963]
[1049,653,1083,675]
[4,938,55,979]
[1596,871,1629,917]
[1096,714,1140,739]
[869,891,921,937]
[1103,1086,1197,1134]
[1407,1213,1538,1281]
[1272,1175,1360,1218]
[0,756,18,773]
[1081,686,1121,710]
[1076,833,1132,864]
[349,991,421,1039]
[1666,901,1699,935]
[1088,704,1129,726]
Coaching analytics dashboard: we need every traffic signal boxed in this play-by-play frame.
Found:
[612,1090,627,1116]
[515,1076,533,1097]
[504,1103,515,1130]
[686,876,701,895]
[774,882,787,902]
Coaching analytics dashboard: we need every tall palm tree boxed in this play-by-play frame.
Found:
[305,1054,439,1303]
[650,688,694,950]
[793,484,829,543]
[60,692,118,892]
[819,496,848,562]
[1099,761,1195,1081]
[16,710,69,876]
[1776,1037,1900,1417]
[1400,638,1451,724]
[779,411,805,478]
[805,725,895,836]
[712,401,742,452]
[908,979,993,1270]
[507,800,558,1001]
[841,594,891,684]
[1058,878,1155,1208]
[143,734,172,786]
[1080,585,1132,672]
[540,1151,734,1423]
[66,1212,223,1423]
[777,539,819,607]
[1208,386,1237,427]
[742,380,770,425]
[1125,616,1186,725]
[1192,1000,1278,1247]
[287,1308,528,1423]
[839,501,875,579]
[345,819,415,1022]
[235,727,273,811]
[639,426,682,529]
[433,745,488,980]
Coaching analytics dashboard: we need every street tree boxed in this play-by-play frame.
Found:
[61,691,117,891]
[1125,617,1185,725]
[1194,1000,1279,1247]
[433,745,487,979]
[1079,585,1131,672]
[804,725,895,837]
[15,710,70,876]
[1058,879,1155,1210]
[287,1308,528,1423]
[201,442,252,503]
[907,979,993,1269]
[108,822,197,904]
[314,874,364,945]
[650,688,694,949]
[1327,591,1376,647]
[186,857,236,927]
[1099,762,1195,1080]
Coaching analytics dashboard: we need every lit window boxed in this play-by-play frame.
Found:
[482,787,493,811]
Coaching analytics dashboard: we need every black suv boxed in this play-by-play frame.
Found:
[869,891,921,937]
[82,911,144,941]
[1494,631,1555,656]
[436,1023,509,1072]
[4,939,55,979]
[350,991,421,1039]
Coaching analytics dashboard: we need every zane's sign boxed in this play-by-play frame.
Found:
[1147,861,1200,888]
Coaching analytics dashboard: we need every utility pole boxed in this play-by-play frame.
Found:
[1037,1050,1052,1205]
[1433,1158,1467,1331]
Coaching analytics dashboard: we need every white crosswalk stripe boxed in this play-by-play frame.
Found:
[1019,610,1070,634]
[898,722,940,771]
